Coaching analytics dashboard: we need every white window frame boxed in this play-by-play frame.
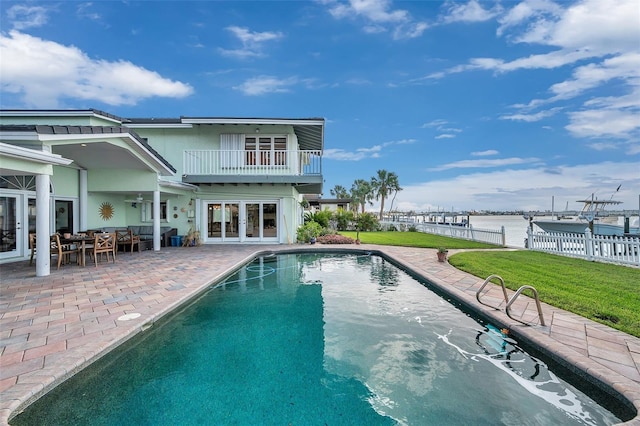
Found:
[141,200,170,223]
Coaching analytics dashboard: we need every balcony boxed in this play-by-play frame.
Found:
[182,149,323,193]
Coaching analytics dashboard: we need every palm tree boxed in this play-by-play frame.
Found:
[330,185,350,199]
[371,169,402,220]
[350,179,373,214]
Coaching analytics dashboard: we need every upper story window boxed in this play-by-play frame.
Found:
[244,136,287,166]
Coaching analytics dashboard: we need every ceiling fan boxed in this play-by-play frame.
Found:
[124,193,148,206]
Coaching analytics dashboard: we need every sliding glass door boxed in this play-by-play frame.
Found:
[206,201,278,242]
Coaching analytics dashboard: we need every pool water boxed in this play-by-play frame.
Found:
[12,253,623,425]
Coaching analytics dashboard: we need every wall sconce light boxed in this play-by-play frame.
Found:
[255,128,260,133]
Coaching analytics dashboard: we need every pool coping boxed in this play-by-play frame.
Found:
[1,244,639,425]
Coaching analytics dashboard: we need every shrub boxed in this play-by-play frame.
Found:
[296,221,323,243]
[356,212,379,232]
[333,209,354,231]
[317,234,355,244]
[304,210,332,228]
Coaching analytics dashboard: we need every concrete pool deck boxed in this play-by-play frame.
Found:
[1,244,639,425]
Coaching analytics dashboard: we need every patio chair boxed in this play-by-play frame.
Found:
[116,229,141,253]
[50,234,81,270]
[92,233,116,267]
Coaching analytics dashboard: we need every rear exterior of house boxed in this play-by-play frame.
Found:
[0,109,324,274]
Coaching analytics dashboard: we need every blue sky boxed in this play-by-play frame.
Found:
[1,0,639,213]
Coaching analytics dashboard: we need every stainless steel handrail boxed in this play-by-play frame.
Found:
[475,274,509,308]
[506,285,546,326]
[476,274,545,326]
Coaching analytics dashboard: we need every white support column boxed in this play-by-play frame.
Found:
[79,169,88,231]
[153,190,160,251]
[35,174,51,277]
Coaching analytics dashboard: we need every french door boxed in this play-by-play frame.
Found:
[205,201,278,242]
[0,195,22,260]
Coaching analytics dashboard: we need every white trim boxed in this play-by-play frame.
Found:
[126,123,193,129]
[158,179,198,191]
[0,110,122,124]
[182,118,324,126]
[0,142,73,166]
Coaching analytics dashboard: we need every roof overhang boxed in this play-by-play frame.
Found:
[0,125,175,176]
[0,142,73,175]
[0,109,123,125]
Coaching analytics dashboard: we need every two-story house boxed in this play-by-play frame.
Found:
[0,109,324,275]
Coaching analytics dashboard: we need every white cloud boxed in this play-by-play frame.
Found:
[471,150,499,156]
[430,157,540,171]
[0,31,193,108]
[219,26,283,58]
[421,119,449,128]
[320,0,428,39]
[6,5,49,30]
[496,0,563,39]
[324,138,413,161]
[422,119,463,139]
[324,148,371,161]
[565,109,640,139]
[76,3,102,22]
[500,107,561,122]
[441,0,501,23]
[233,75,298,96]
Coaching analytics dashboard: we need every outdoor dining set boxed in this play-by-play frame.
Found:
[29,229,142,269]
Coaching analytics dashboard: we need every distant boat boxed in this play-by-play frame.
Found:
[529,195,640,236]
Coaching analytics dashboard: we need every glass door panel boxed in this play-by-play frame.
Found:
[55,200,73,234]
[246,203,259,238]
[263,203,277,238]
[0,195,20,258]
[259,137,271,165]
[28,198,36,234]
[207,203,222,238]
[225,203,239,238]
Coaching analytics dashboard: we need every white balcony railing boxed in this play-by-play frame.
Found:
[183,150,322,176]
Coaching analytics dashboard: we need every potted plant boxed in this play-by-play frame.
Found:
[296,221,322,244]
[182,227,201,247]
[437,247,448,262]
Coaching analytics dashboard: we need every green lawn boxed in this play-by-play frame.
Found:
[339,231,640,337]
[339,231,500,249]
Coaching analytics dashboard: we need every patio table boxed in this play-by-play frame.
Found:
[60,235,95,267]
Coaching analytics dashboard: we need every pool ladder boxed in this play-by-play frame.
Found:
[475,274,545,326]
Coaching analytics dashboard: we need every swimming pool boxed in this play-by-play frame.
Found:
[11,252,626,425]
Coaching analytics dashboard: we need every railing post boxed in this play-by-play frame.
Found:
[526,227,532,249]
[500,226,505,247]
[585,228,593,261]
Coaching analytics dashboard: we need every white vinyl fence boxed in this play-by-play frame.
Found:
[526,228,640,267]
[380,221,506,246]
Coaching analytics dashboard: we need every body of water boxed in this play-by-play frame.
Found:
[468,215,531,248]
